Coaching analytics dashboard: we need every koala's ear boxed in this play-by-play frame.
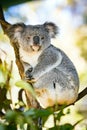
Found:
[8,23,25,33]
[15,23,26,32]
[43,22,58,38]
[0,6,25,34]
[6,23,26,41]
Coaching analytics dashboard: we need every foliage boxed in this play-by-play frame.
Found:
[76,26,87,62]
[0,0,33,8]
[80,70,87,86]
[0,59,84,130]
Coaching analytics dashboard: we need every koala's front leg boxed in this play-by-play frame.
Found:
[22,61,33,81]
[26,51,62,83]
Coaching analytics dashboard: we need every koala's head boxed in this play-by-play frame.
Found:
[6,22,58,52]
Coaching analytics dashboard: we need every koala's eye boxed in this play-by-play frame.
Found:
[41,37,44,40]
[27,36,30,40]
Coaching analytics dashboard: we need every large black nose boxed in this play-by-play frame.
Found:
[33,36,40,45]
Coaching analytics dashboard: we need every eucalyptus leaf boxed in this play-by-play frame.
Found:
[15,80,36,98]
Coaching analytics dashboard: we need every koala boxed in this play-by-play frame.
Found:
[0,17,79,108]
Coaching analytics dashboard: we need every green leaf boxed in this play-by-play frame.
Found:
[0,124,6,130]
[49,126,58,130]
[26,117,37,130]
[56,109,65,121]
[35,108,53,118]
[66,108,70,114]
[24,108,53,126]
[6,124,17,130]
[5,110,18,123]
[24,108,36,117]
[49,124,74,130]
[58,123,74,130]
[15,80,36,98]
[0,82,5,88]
[0,71,5,83]
[24,108,53,119]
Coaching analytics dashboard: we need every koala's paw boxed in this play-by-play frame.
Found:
[25,69,36,83]
[27,66,33,73]
[28,78,36,83]
[25,69,32,79]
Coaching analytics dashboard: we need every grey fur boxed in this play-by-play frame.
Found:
[6,22,79,108]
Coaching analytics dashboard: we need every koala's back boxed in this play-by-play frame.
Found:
[33,45,79,108]
[37,45,79,86]
[56,47,79,86]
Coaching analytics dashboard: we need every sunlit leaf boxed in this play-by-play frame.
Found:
[15,80,36,98]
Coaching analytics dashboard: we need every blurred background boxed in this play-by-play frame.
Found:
[0,0,87,129]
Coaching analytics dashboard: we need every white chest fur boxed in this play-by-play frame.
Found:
[19,48,42,67]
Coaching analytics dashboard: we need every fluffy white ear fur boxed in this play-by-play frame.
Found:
[6,23,25,42]
[13,23,25,32]
[43,22,58,38]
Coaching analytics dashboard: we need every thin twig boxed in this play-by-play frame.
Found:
[76,87,87,102]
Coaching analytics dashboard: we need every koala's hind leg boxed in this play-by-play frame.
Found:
[35,84,56,108]
[33,70,78,108]
[54,82,78,105]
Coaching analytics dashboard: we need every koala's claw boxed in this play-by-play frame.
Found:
[25,76,36,83]
[25,75,36,83]
[25,70,36,83]
[28,78,36,83]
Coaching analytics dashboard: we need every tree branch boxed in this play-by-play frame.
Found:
[76,87,87,102]
[12,42,25,79]
[11,41,39,108]
[65,87,87,109]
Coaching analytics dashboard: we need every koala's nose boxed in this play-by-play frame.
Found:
[33,36,40,45]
